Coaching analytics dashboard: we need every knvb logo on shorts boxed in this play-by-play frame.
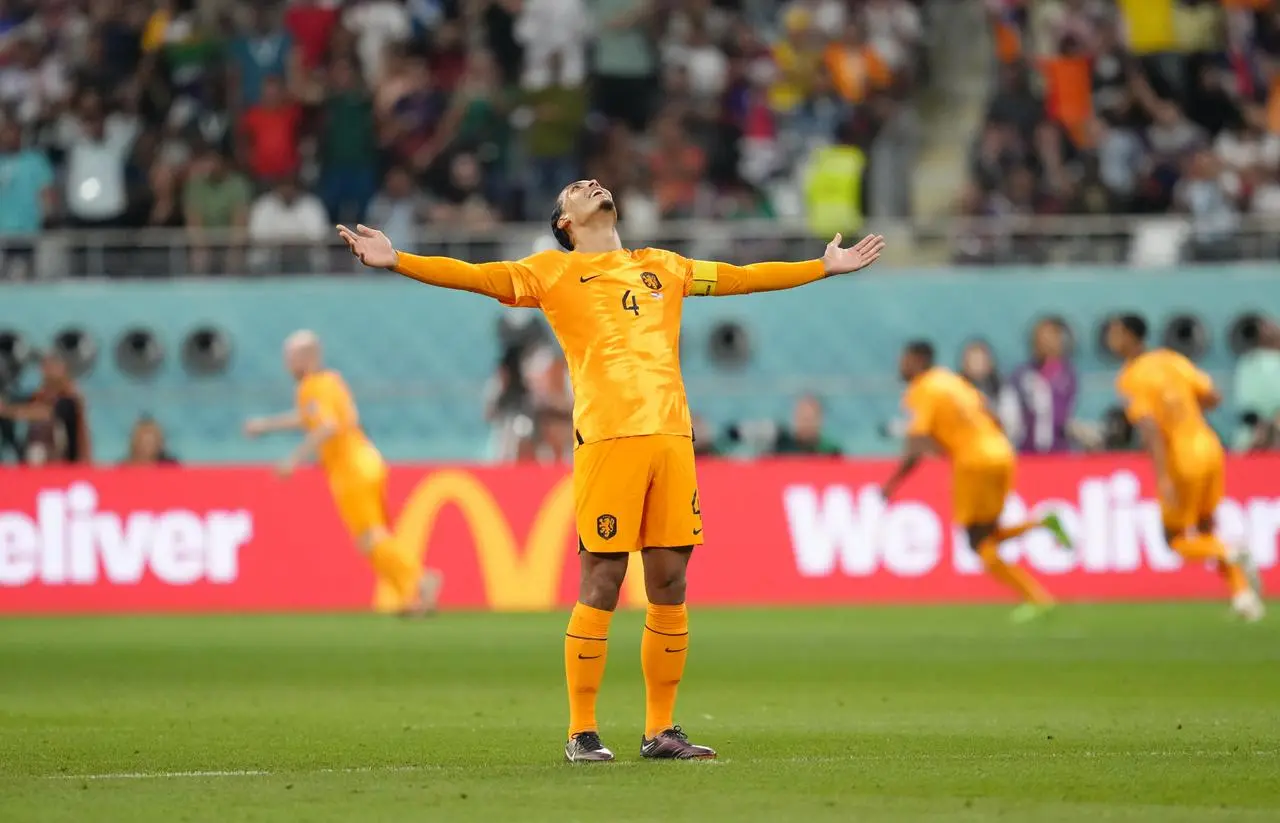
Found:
[597,514,618,540]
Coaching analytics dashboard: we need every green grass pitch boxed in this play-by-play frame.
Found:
[1,604,1277,822]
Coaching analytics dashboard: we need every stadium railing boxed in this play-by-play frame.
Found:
[1,214,1278,279]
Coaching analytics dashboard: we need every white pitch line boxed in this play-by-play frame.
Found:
[54,770,274,780]
[42,750,1275,782]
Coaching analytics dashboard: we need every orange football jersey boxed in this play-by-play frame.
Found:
[1115,349,1220,465]
[295,370,382,475]
[394,248,824,444]
[903,367,1013,465]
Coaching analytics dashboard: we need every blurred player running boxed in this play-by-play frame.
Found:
[880,341,1071,623]
[243,331,442,617]
[337,179,886,762]
[1105,315,1264,622]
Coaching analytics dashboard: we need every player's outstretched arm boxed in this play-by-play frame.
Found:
[244,411,303,438]
[337,224,528,304]
[277,421,336,479]
[688,233,885,297]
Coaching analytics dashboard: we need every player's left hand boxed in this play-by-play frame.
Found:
[822,233,886,276]
[276,459,296,479]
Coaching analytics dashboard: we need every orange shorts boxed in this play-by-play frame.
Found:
[1162,454,1225,532]
[574,434,703,553]
[952,458,1014,527]
[328,461,390,539]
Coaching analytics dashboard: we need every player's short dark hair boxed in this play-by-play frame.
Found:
[551,201,572,250]
[1114,313,1148,341]
[905,339,935,367]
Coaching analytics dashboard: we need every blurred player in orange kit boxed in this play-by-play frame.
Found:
[880,341,1072,623]
[337,179,886,762]
[1106,315,1264,622]
[243,330,442,617]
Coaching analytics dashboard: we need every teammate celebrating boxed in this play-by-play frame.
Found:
[1105,315,1264,622]
[337,179,886,762]
[244,331,442,617]
[881,341,1071,623]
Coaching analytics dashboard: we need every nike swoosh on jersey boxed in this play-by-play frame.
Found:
[579,274,603,283]
[692,528,702,535]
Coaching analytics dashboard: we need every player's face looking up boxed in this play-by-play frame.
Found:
[555,180,616,245]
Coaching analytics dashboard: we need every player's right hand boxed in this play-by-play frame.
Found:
[243,419,265,439]
[336,224,399,269]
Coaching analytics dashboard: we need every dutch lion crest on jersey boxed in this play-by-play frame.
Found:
[596,514,618,540]
[641,272,662,292]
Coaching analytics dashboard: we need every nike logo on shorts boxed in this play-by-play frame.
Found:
[579,274,603,283]
[692,528,702,535]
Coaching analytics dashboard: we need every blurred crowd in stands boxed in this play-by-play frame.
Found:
[0,0,928,278]
[960,0,1280,264]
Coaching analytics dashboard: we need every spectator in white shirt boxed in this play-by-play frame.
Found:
[665,19,728,101]
[344,0,412,84]
[64,94,137,228]
[516,0,590,90]
[248,177,330,272]
[0,36,69,125]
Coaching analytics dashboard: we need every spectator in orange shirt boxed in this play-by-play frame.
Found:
[824,20,891,105]
[1041,35,1093,145]
[239,76,302,182]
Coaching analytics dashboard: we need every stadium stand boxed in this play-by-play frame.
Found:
[965,0,1280,264]
[0,0,929,279]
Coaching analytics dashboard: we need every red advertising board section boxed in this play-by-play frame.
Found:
[2,455,1278,614]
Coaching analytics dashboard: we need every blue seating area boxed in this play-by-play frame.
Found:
[5,266,1277,463]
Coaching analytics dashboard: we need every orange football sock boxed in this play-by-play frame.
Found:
[369,537,421,608]
[978,538,1052,605]
[992,521,1038,542]
[1170,534,1249,597]
[565,602,613,738]
[642,603,689,739]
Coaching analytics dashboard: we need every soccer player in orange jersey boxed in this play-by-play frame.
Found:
[243,330,442,617]
[337,179,886,762]
[880,341,1072,623]
[1105,315,1264,622]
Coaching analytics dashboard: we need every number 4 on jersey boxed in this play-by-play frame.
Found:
[621,290,640,316]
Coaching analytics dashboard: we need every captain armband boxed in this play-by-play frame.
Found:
[689,261,718,296]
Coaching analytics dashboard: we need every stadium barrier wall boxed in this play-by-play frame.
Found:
[2,455,1278,614]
